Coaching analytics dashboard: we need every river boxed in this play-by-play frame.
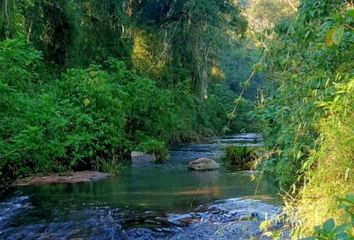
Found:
[0,134,282,239]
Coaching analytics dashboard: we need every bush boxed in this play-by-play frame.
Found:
[93,155,125,175]
[0,37,42,91]
[304,194,354,240]
[0,38,68,178]
[56,65,127,165]
[223,146,258,170]
[122,75,176,143]
[0,39,128,179]
[137,138,169,163]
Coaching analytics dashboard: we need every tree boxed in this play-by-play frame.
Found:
[245,0,298,32]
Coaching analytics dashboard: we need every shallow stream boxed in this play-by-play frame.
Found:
[0,134,281,240]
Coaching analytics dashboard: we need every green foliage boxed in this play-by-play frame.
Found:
[308,218,352,240]
[304,194,354,240]
[223,146,258,170]
[245,0,298,32]
[93,155,124,176]
[221,41,262,97]
[0,46,129,177]
[137,138,168,163]
[123,76,175,142]
[0,37,62,178]
[258,0,354,188]
[55,65,127,166]
[0,0,256,184]
[0,37,251,180]
[256,0,354,236]
[0,37,42,90]
[337,194,354,223]
[1,0,247,99]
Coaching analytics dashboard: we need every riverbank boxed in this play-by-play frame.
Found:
[14,171,113,186]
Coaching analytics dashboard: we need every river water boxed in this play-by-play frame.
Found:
[0,134,281,240]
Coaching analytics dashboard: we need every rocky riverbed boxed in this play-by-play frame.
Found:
[0,194,284,240]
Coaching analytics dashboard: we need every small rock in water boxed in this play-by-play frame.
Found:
[187,158,220,171]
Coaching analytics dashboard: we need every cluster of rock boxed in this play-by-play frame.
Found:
[0,195,285,240]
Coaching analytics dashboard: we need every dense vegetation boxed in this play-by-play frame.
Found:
[255,0,353,237]
[223,146,259,170]
[1,0,353,238]
[0,0,259,180]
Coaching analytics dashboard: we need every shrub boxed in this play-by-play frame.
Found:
[122,76,176,143]
[137,138,169,163]
[0,38,68,178]
[56,65,127,165]
[223,146,258,170]
[0,37,42,91]
[93,155,125,175]
[303,194,354,240]
[0,39,127,178]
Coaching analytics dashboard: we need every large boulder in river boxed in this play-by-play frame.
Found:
[187,158,220,171]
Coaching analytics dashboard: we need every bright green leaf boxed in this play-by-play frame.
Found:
[326,26,345,47]
[323,218,335,233]
[332,26,345,46]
